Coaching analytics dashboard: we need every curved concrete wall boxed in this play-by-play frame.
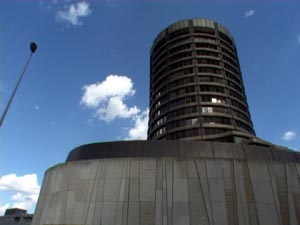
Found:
[32,141,300,225]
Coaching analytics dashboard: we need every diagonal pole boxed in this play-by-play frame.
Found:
[0,42,37,128]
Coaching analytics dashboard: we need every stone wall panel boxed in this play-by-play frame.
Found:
[32,141,300,225]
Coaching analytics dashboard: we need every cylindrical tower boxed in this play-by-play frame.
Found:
[148,18,255,142]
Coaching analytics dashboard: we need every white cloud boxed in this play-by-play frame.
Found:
[81,75,139,122]
[245,9,255,19]
[97,96,140,121]
[297,34,300,44]
[126,108,149,140]
[56,1,91,26]
[0,174,40,213]
[81,75,149,139]
[282,131,296,141]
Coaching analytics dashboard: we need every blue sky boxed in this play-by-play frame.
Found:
[1,0,300,214]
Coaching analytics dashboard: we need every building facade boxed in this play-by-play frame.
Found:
[148,18,255,142]
[0,208,33,225]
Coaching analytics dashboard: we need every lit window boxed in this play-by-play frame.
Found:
[202,107,213,113]
[211,98,221,103]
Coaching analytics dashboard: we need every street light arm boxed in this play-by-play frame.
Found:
[0,42,37,128]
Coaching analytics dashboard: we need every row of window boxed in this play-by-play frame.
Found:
[219,32,233,46]
[167,127,232,139]
[203,116,231,125]
[152,67,167,83]
[168,77,195,89]
[220,39,235,52]
[221,47,236,61]
[169,86,196,98]
[168,84,226,99]
[168,118,198,129]
[199,76,224,84]
[152,105,231,123]
[150,116,253,136]
[224,62,239,75]
[153,51,239,75]
[169,44,191,54]
[198,67,222,75]
[229,89,245,102]
[202,106,229,114]
[169,67,194,78]
[153,73,241,97]
[169,106,197,118]
[223,54,238,68]
[194,27,215,35]
[169,51,192,62]
[227,80,243,93]
[153,89,248,114]
[232,109,250,122]
[168,128,199,139]
[170,96,197,108]
[195,42,218,50]
[169,36,191,47]
[169,28,190,40]
[152,126,166,137]
[196,50,219,58]
[236,120,254,134]
[170,59,193,70]
[194,37,217,45]
[200,85,225,93]
[225,71,241,85]
[204,128,230,136]
[231,99,247,112]
[201,95,226,104]
[197,58,220,66]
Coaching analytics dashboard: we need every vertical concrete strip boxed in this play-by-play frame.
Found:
[173,159,190,225]
[188,159,209,225]
[286,163,298,225]
[128,158,140,225]
[233,160,248,225]
[248,161,280,225]
[273,162,289,225]
[266,161,283,225]
[288,163,300,225]
[222,160,238,225]
[166,158,173,225]
[162,159,168,225]
[155,158,163,225]
[206,159,228,225]
[195,159,213,225]
[84,160,101,225]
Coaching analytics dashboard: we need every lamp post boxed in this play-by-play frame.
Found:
[0,42,38,128]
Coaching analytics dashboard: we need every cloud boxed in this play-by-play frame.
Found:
[34,105,40,110]
[56,1,91,26]
[126,108,149,140]
[81,75,140,122]
[0,174,40,213]
[282,131,296,141]
[81,75,149,139]
[245,9,255,19]
[297,34,300,44]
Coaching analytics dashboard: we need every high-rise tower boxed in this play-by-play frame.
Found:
[148,18,255,142]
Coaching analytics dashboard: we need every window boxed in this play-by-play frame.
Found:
[211,98,222,103]
[203,116,231,125]
[202,107,213,113]
[168,118,198,129]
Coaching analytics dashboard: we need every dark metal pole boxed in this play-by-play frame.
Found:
[0,42,38,128]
